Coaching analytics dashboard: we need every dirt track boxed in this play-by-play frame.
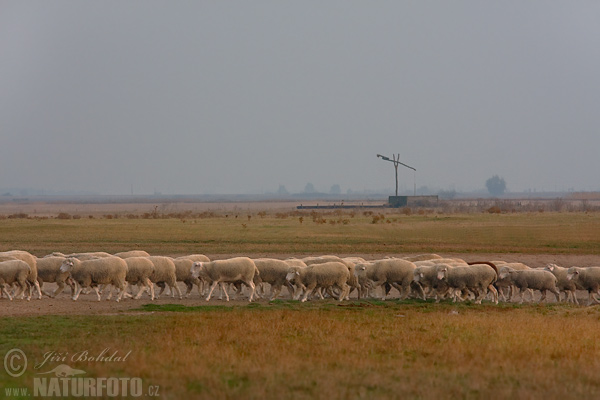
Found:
[1,253,598,317]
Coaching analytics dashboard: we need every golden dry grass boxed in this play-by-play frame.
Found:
[0,211,598,256]
[2,302,600,399]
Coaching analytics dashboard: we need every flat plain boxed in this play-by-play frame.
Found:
[0,200,599,399]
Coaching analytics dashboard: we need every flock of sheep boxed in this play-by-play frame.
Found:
[1,250,599,306]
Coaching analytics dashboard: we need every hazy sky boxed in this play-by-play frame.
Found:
[2,1,599,195]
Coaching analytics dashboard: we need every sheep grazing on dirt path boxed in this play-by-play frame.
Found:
[35,256,75,298]
[498,268,560,304]
[286,261,350,302]
[435,263,498,304]
[253,258,295,300]
[0,250,42,300]
[0,260,31,300]
[544,264,578,304]
[191,257,258,302]
[146,256,182,299]
[567,266,600,306]
[122,257,156,300]
[60,257,128,302]
[114,250,151,259]
[354,259,420,301]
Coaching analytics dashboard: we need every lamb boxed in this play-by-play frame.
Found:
[35,256,75,298]
[0,250,42,300]
[146,256,182,299]
[0,260,31,300]
[544,264,578,304]
[567,266,600,306]
[114,250,151,259]
[59,256,128,302]
[497,268,560,304]
[122,257,156,300]
[435,263,498,304]
[286,261,350,302]
[353,259,419,300]
[252,258,295,300]
[190,257,258,302]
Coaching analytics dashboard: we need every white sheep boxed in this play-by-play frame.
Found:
[544,264,578,304]
[35,256,75,298]
[567,266,600,306]
[0,260,31,300]
[60,257,128,302]
[66,252,113,260]
[302,255,343,265]
[435,263,498,304]
[0,250,42,300]
[146,256,182,299]
[497,268,560,304]
[190,257,258,302]
[413,264,450,301]
[286,261,350,302]
[300,256,358,300]
[166,256,205,298]
[114,250,151,259]
[403,254,444,262]
[494,263,531,302]
[353,258,419,300]
[122,257,156,300]
[253,258,295,300]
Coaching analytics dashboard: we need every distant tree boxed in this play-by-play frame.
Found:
[304,182,316,193]
[486,175,507,196]
[329,184,341,195]
[277,184,289,195]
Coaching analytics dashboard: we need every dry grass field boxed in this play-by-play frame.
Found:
[0,200,599,399]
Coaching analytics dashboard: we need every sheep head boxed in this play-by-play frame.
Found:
[436,267,448,281]
[190,261,203,279]
[59,258,76,273]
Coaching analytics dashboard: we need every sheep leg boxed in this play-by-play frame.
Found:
[567,290,578,305]
[587,290,600,306]
[103,285,113,301]
[51,281,67,298]
[301,283,317,303]
[270,283,283,301]
[539,290,547,303]
[115,282,126,302]
[551,288,561,302]
[171,283,183,300]
[488,284,499,304]
[204,281,217,301]
[184,281,193,298]
[244,280,256,302]
[1,284,13,301]
[13,281,27,300]
[72,285,84,301]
